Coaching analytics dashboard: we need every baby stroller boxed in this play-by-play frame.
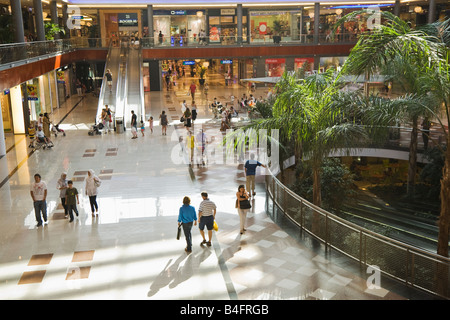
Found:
[52,124,66,137]
[88,123,103,136]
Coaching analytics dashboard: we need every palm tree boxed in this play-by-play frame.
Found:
[338,12,450,261]
[338,10,443,198]
[228,69,368,207]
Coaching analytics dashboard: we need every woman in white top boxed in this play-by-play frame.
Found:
[85,169,101,217]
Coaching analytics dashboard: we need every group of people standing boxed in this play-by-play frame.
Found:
[31,169,102,226]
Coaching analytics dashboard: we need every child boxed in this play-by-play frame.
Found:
[148,116,153,134]
[140,121,145,136]
[28,122,36,148]
[66,180,79,222]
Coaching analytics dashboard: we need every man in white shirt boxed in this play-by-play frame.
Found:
[30,173,48,227]
[198,192,216,247]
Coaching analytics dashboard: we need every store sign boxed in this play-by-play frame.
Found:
[171,10,187,15]
[265,58,285,64]
[118,13,138,27]
[221,9,235,15]
[221,60,233,64]
[183,61,196,65]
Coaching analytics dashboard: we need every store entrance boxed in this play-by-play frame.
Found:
[160,58,244,91]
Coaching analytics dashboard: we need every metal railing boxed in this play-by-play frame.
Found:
[265,171,450,299]
[0,33,357,68]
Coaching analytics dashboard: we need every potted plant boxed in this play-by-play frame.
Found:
[44,22,65,40]
[198,66,207,85]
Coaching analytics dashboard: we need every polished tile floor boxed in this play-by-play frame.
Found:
[0,73,436,300]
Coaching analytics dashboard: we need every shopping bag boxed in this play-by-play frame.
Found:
[213,220,218,231]
[177,225,182,240]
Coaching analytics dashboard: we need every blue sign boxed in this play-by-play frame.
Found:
[183,61,196,65]
[221,60,233,64]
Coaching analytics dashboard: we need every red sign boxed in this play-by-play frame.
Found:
[259,22,268,35]
[265,58,285,64]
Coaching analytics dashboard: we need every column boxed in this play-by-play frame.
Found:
[33,0,46,41]
[428,0,436,23]
[237,4,243,45]
[394,0,401,17]
[147,5,154,46]
[10,0,25,43]
[314,3,320,44]
[51,0,60,40]
[62,4,69,39]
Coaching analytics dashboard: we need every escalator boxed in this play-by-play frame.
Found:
[97,42,145,132]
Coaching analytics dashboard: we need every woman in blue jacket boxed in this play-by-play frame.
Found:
[178,196,197,253]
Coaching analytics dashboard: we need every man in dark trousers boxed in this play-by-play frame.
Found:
[244,153,266,198]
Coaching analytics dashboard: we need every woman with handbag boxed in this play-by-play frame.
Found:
[178,196,197,253]
[236,185,251,234]
[85,169,101,217]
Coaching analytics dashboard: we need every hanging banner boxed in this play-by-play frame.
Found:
[259,22,267,35]
[56,71,65,83]
[27,84,38,101]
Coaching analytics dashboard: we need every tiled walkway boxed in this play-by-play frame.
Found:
[0,73,437,300]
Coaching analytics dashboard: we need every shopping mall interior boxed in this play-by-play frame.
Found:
[0,0,449,305]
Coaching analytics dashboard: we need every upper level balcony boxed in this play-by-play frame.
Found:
[0,33,357,71]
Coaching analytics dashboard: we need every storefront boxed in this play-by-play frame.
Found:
[265,58,285,77]
[320,56,348,72]
[294,57,315,73]
[249,10,301,43]
[153,10,206,46]
[100,9,142,46]
[208,8,247,45]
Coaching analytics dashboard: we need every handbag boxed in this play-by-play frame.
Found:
[213,220,218,231]
[180,116,185,122]
[239,199,252,209]
[177,224,182,240]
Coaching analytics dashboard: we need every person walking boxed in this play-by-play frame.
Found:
[244,153,266,198]
[183,107,192,130]
[198,192,216,247]
[30,174,48,227]
[186,130,195,164]
[66,180,79,223]
[189,82,196,101]
[131,110,138,139]
[177,196,197,254]
[105,69,113,92]
[85,169,101,217]
[191,101,197,123]
[159,111,168,135]
[148,116,154,134]
[56,172,69,218]
[236,185,251,234]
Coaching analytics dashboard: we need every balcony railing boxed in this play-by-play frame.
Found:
[0,33,358,68]
[265,170,450,299]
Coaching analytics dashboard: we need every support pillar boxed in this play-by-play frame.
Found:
[237,4,243,44]
[147,5,154,46]
[51,0,60,40]
[314,3,320,44]
[33,0,46,41]
[428,0,436,23]
[10,0,25,43]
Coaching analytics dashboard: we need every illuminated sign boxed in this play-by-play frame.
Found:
[118,13,138,27]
